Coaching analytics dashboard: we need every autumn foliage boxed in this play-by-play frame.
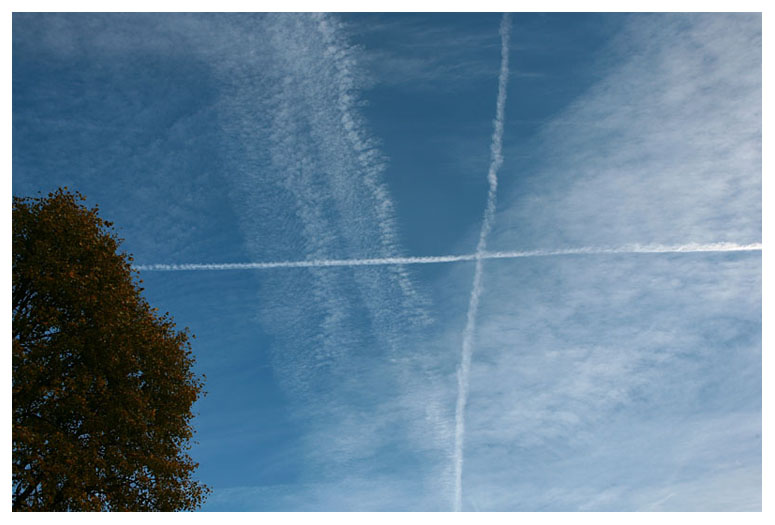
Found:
[12,189,209,511]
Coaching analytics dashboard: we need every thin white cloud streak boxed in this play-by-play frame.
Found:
[133,242,762,271]
[453,13,511,513]
[135,253,475,271]
[487,241,763,259]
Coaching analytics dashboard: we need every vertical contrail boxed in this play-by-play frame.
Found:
[453,13,511,512]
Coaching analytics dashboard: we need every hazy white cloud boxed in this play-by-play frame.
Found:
[452,13,761,511]
[492,13,761,252]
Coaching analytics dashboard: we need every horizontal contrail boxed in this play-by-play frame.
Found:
[133,242,761,272]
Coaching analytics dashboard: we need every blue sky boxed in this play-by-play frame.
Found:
[12,12,761,511]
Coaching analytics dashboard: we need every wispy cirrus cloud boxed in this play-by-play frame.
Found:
[202,13,457,500]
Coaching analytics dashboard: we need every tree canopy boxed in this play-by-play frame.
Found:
[12,189,209,511]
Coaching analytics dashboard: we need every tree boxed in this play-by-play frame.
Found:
[12,188,209,511]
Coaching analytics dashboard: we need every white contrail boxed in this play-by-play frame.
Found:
[486,241,764,259]
[133,242,762,272]
[453,13,511,513]
[135,253,476,271]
